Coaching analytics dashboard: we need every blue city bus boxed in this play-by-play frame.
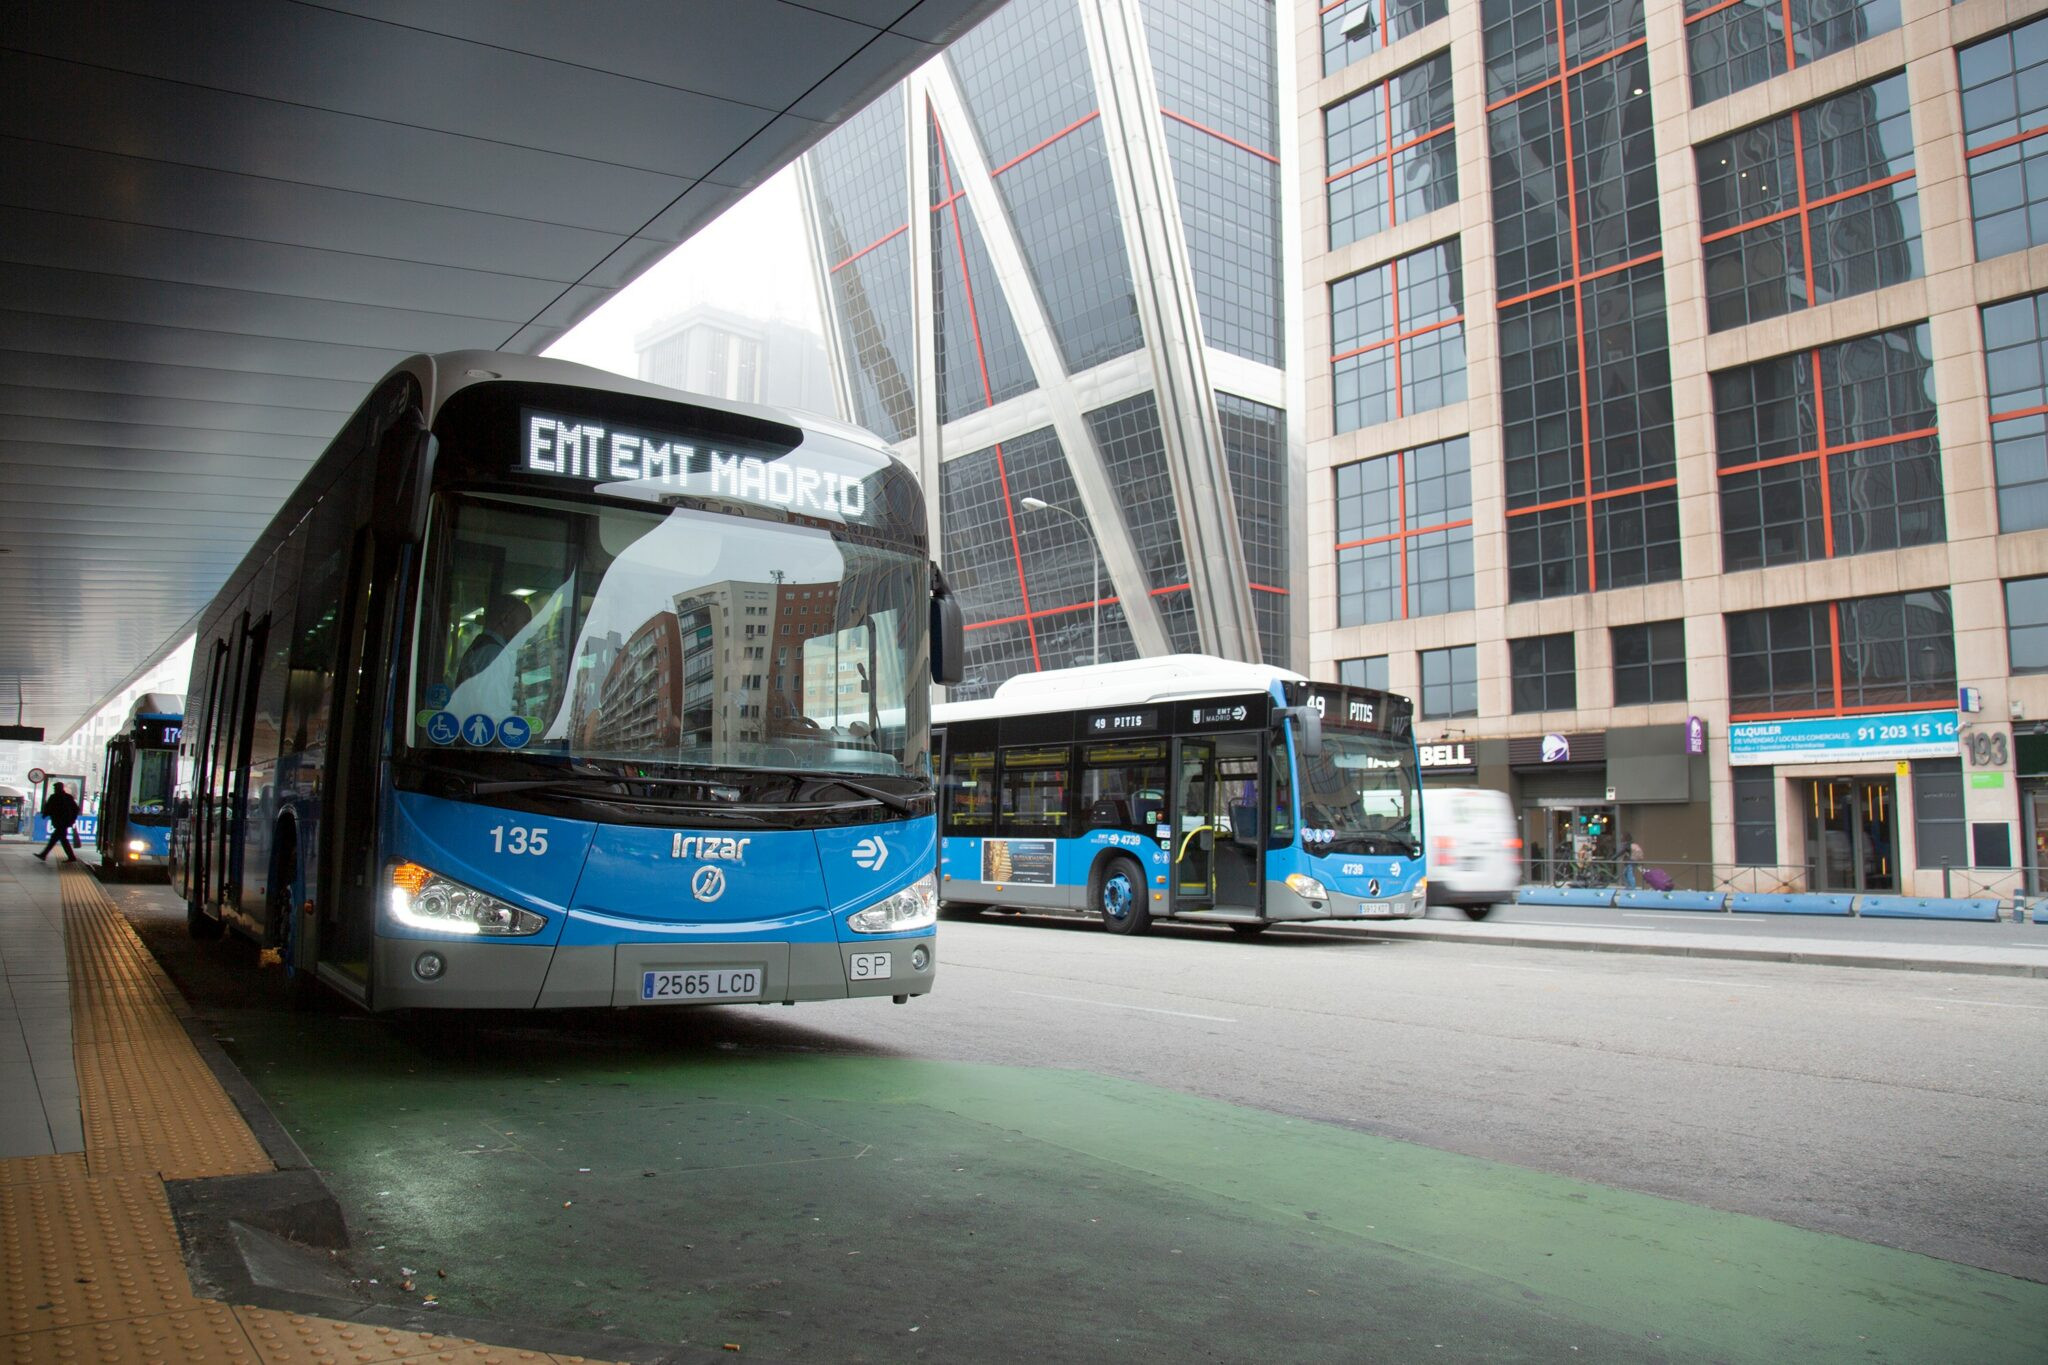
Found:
[932,656,1425,935]
[96,693,183,879]
[172,351,964,1010]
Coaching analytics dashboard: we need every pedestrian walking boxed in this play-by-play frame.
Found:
[1618,830,1642,889]
[37,781,80,862]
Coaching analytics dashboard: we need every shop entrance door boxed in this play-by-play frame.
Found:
[1802,778,1897,893]
[1522,802,1616,884]
[2025,787,2048,895]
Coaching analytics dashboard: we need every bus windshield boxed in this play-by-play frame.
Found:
[130,748,175,821]
[410,491,927,777]
[1296,731,1420,857]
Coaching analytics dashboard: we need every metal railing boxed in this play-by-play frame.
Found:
[1525,857,2037,904]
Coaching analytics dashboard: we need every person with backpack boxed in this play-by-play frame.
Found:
[1617,830,1643,889]
[37,781,80,862]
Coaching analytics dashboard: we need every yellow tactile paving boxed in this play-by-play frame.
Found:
[0,865,624,1365]
[57,873,271,1181]
[0,1173,197,1331]
[3,1303,260,1365]
[229,1308,597,1365]
[0,1157,88,1189]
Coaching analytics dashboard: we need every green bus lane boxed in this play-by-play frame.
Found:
[213,1015,2046,1363]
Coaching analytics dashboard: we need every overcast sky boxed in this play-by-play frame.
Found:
[543,165,826,379]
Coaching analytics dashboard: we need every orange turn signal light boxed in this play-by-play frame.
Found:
[390,861,432,896]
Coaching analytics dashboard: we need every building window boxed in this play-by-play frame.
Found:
[1725,591,1955,720]
[1421,644,1477,719]
[1683,0,1900,107]
[1985,290,2048,531]
[1509,633,1576,713]
[1332,240,1467,433]
[1219,394,1293,667]
[1911,758,1966,871]
[1338,656,1389,692]
[1485,2,1678,602]
[1732,768,1778,866]
[1323,0,1447,77]
[1697,75,1921,333]
[1713,324,1942,571]
[1959,16,2048,262]
[2006,577,2048,674]
[1334,437,1474,624]
[1613,621,1686,706]
[811,95,917,441]
[1325,52,1457,250]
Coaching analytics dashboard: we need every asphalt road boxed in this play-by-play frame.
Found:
[870,909,2048,1283]
[1429,898,2048,948]
[106,881,2048,1360]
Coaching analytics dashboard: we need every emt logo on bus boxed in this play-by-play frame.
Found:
[522,411,867,520]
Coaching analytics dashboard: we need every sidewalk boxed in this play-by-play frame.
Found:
[0,842,624,1365]
[1342,913,2048,978]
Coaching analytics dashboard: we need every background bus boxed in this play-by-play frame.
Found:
[173,350,963,1010]
[96,693,182,879]
[932,656,1424,935]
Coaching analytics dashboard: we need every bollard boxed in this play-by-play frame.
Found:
[1942,858,1951,899]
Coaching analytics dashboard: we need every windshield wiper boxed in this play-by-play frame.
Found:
[800,775,915,814]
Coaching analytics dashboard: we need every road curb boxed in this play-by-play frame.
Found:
[1342,922,2048,978]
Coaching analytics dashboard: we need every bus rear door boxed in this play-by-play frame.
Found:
[1171,740,1214,911]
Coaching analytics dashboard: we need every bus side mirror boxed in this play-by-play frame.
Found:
[931,563,965,686]
[1281,705,1323,757]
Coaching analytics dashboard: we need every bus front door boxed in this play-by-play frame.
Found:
[1172,740,1215,911]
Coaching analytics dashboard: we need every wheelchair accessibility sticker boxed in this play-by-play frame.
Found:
[426,712,460,745]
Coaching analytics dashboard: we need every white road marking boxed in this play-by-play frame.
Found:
[1482,964,1561,973]
[1013,990,1236,1023]
[1911,996,2048,1011]
[1621,912,1769,923]
[1658,977,1763,987]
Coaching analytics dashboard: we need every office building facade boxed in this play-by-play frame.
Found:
[797,0,1303,699]
[1300,0,2048,895]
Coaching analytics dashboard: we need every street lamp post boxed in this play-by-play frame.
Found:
[1019,496,1100,665]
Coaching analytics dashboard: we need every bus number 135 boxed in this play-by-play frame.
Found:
[489,825,550,855]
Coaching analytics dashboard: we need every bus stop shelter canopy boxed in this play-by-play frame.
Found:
[0,0,1001,741]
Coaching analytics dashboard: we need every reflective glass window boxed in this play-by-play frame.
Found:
[1958,15,2048,261]
[1219,394,1291,666]
[1332,240,1467,433]
[1684,0,1900,106]
[1335,438,1474,625]
[811,95,916,441]
[1984,290,2048,531]
[2006,576,2048,674]
[1697,75,1922,332]
[1713,324,1943,571]
[1326,52,1458,250]
[1612,620,1687,706]
[1509,633,1577,712]
[1421,644,1478,719]
[1725,590,1953,718]
[1324,0,1449,77]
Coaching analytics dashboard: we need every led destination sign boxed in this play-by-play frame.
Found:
[522,410,868,520]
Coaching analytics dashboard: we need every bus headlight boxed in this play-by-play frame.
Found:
[126,839,150,853]
[849,873,938,934]
[387,862,546,936]
[1285,873,1328,901]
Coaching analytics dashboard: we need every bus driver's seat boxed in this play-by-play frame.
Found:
[1086,797,1130,829]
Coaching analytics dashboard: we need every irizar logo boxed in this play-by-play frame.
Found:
[851,837,889,872]
[690,867,726,902]
[674,834,750,861]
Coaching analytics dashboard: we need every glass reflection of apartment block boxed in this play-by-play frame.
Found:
[589,613,682,752]
[799,0,1296,699]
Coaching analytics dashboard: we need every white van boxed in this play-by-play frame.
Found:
[1421,787,1521,919]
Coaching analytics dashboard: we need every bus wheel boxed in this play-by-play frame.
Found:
[1230,922,1269,937]
[1462,905,1494,921]
[185,898,225,940]
[1096,857,1150,936]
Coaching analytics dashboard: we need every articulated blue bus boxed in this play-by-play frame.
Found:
[96,693,182,879]
[173,351,963,1009]
[932,657,1425,935]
